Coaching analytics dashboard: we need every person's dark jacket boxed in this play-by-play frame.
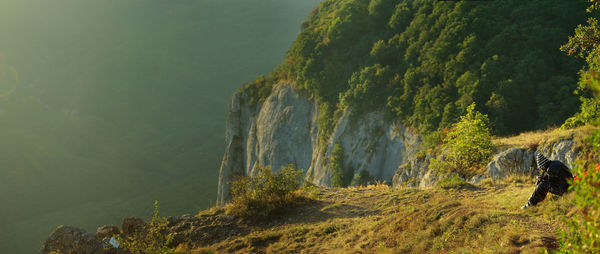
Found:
[545,160,573,183]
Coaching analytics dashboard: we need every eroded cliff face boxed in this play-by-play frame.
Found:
[217,84,317,205]
[217,84,423,204]
[217,84,583,204]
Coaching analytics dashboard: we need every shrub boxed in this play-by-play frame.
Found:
[558,129,600,253]
[436,173,474,189]
[562,96,600,129]
[330,143,353,187]
[116,200,175,254]
[429,103,494,177]
[330,143,345,187]
[351,170,374,186]
[227,164,304,218]
[318,102,336,154]
[558,3,600,251]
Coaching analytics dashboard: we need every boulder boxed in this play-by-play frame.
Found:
[392,153,434,188]
[469,174,486,185]
[40,225,104,254]
[538,139,578,168]
[96,225,120,239]
[121,217,148,237]
[487,148,535,179]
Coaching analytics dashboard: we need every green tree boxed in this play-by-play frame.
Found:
[340,64,392,114]
[330,143,345,187]
[245,0,586,140]
[558,1,600,252]
[430,103,494,177]
[561,2,600,129]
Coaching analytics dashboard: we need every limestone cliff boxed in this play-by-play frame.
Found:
[217,83,585,204]
[217,84,423,204]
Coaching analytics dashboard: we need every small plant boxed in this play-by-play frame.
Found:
[436,173,474,189]
[227,164,304,218]
[351,170,374,186]
[117,200,175,254]
[561,97,600,129]
[330,143,345,187]
[430,103,494,177]
[558,129,600,253]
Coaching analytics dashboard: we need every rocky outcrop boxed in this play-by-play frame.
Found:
[121,217,148,237]
[40,218,149,254]
[217,83,423,204]
[166,212,249,249]
[537,139,578,168]
[40,226,105,254]
[392,153,435,188]
[96,225,120,239]
[487,148,536,179]
[218,83,585,203]
[486,139,580,180]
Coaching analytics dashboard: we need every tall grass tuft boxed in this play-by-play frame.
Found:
[227,164,304,219]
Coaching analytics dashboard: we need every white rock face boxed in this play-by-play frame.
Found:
[487,148,536,179]
[217,84,317,205]
[253,84,315,176]
[392,153,435,188]
[538,139,578,168]
[217,84,583,204]
[217,84,422,204]
[485,139,580,181]
[308,110,422,186]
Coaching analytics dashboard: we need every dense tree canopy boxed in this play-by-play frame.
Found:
[244,0,587,137]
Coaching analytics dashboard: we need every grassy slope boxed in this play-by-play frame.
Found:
[181,180,574,253]
[170,127,598,253]
[493,125,596,150]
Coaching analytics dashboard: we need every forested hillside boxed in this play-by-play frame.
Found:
[244,0,587,142]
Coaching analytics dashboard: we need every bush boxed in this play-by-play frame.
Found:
[227,165,304,218]
[330,143,345,187]
[116,201,175,254]
[558,8,600,250]
[351,170,374,186]
[558,129,600,253]
[330,143,353,187]
[430,103,494,177]
[436,173,474,189]
[562,97,600,129]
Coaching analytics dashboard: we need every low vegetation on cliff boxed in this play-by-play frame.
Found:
[226,165,304,219]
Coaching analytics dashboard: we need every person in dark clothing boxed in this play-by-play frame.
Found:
[521,153,574,209]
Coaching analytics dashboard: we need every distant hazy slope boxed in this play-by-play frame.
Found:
[0,0,321,253]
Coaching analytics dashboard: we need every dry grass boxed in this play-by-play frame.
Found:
[492,125,596,150]
[183,182,573,253]
[176,127,593,253]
